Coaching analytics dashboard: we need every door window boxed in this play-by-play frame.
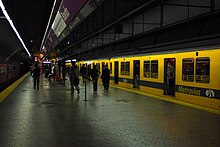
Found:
[196,57,210,83]
[182,58,194,82]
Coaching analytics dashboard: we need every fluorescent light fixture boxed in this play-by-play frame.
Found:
[43,61,51,64]
[65,60,71,63]
[65,59,76,63]
[40,0,57,51]
[0,0,31,57]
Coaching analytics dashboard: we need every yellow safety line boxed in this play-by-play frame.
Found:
[0,73,29,103]
[110,84,220,115]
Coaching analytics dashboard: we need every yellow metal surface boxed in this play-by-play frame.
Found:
[79,48,220,112]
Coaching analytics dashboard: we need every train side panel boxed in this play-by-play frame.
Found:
[139,55,164,96]
[117,57,133,89]
[175,49,220,109]
[79,48,220,110]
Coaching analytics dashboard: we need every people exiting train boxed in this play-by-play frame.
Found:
[91,65,100,91]
[32,62,40,90]
[166,61,174,95]
[69,61,80,94]
[101,64,110,91]
[134,63,140,89]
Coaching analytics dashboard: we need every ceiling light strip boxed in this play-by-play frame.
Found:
[40,0,58,51]
[0,0,31,57]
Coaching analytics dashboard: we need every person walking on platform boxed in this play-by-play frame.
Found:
[61,59,66,86]
[101,64,110,91]
[91,65,100,91]
[44,64,49,78]
[87,65,91,82]
[80,64,86,83]
[32,62,40,90]
[69,61,80,94]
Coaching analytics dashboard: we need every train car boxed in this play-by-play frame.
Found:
[79,48,220,110]
[0,64,20,84]
[0,64,8,84]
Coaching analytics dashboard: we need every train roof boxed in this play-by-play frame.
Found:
[79,46,220,61]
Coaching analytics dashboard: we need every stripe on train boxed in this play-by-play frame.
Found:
[110,77,220,99]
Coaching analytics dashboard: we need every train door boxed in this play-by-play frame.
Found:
[133,60,140,89]
[164,58,176,96]
[114,61,119,84]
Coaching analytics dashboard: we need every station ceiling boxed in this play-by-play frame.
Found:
[0,0,55,63]
[1,0,220,63]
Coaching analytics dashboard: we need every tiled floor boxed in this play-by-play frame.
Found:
[0,75,220,147]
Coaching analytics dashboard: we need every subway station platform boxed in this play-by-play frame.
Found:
[0,74,220,147]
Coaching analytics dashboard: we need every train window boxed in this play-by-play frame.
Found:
[125,62,130,75]
[196,57,210,83]
[144,60,150,78]
[151,60,158,79]
[110,62,112,74]
[182,58,194,82]
[121,62,125,75]
[121,62,130,75]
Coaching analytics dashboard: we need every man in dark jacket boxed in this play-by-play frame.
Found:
[32,62,40,90]
[91,65,100,91]
[80,64,86,83]
[101,64,110,91]
[61,59,66,86]
[69,61,80,94]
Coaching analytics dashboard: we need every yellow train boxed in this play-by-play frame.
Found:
[79,48,220,110]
